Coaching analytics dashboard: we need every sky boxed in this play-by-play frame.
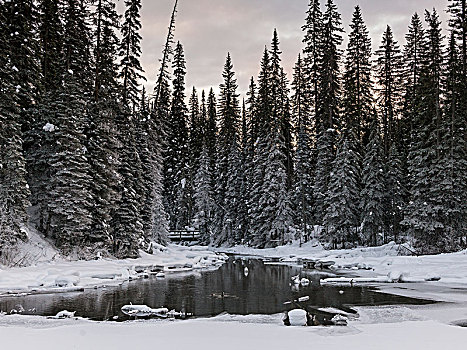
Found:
[115,0,451,98]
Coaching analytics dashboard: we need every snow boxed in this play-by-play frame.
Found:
[42,123,56,132]
[0,244,227,296]
[0,311,466,350]
[1,241,467,349]
[218,241,467,303]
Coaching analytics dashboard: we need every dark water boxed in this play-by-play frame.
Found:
[0,258,433,321]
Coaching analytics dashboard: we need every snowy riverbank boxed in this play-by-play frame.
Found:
[0,244,227,296]
[219,241,467,302]
[1,308,466,350]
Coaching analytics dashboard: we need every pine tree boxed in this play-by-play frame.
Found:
[0,3,30,247]
[323,130,360,247]
[402,13,426,149]
[403,9,447,254]
[26,0,65,238]
[249,48,271,245]
[3,0,39,134]
[435,29,467,249]
[291,55,314,243]
[86,0,121,246]
[343,5,373,148]
[206,88,218,178]
[375,25,404,155]
[236,102,250,243]
[38,0,64,92]
[270,29,293,189]
[360,115,386,246]
[189,87,203,183]
[193,144,214,243]
[44,0,96,255]
[302,0,323,132]
[111,120,144,258]
[119,0,145,110]
[385,143,406,243]
[313,0,343,224]
[213,53,240,246]
[164,42,189,229]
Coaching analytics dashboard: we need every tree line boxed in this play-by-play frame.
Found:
[0,0,465,261]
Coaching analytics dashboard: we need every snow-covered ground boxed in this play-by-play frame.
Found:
[0,309,465,350]
[0,243,227,296]
[1,240,466,349]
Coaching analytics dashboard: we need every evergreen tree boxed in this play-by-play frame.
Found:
[0,3,30,246]
[435,29,467,249]
[403,9,447,254]
[189,87,203,182]
[119,0,145,110]
[206,88,218,177]
[236,102,250,243]
[164,42,189,229]
[213,53,240,246]
[86,0,121,246]
[323,130,360,247]
[360,115,386,246]
[3,0,39,134]
[302,0,323,132]
[291,55,314,243]
[111,120,143,258]
[385,143,406,243]
[343,5,373,148]
[313,0,343,224]
[375,25,404,155]
[38,0,64,92]
[193,144,214,243]
[402,13,426,148]
[248,48,271,245]
[44,0,96,255]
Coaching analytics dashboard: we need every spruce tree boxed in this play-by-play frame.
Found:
[385,143,406,243]
[193,143,214,243]
[213,53,241,246]
[87,0,121,246]
[44,0,96,255]
[360,115,386,246]
[164,42,189,230]
[442,30,467,248]
[313,0,343,224]
[403,10,447,254]
[119,0,145,110]
[206,88,218,178]
[402,13,426,148]
[375,25,404,155]
[291,55,314,243]
[323,130,360,247]
[302,0,323,131]
[0,4,30,247]
[343,5,373,148]
[38,0,64,92]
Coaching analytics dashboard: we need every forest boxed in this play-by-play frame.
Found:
[0,0,466,261]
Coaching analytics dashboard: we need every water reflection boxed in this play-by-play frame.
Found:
[0,258,433,320]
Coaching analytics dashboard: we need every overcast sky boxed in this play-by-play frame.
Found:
[115,0,450,98]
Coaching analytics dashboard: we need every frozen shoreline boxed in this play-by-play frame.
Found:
[219,241,467,302]
[0,244,227,296]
